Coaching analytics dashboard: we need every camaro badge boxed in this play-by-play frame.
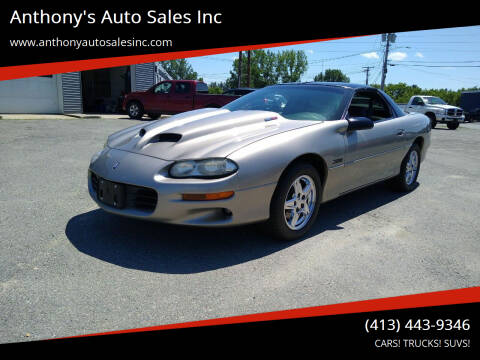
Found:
[112,161,120,170]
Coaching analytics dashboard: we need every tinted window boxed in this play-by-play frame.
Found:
[175,82,191,94]
[154,82,172,94]
[223,85,348,121]
[348,91,392,121]
[196,82,209,93]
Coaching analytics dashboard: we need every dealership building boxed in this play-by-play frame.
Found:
[0,62,171,114]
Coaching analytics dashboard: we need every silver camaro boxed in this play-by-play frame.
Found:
[88,82,430,240]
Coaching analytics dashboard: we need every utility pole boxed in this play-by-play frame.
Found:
[362,66,373,85]
[380,33,396,90]
[246,50,251,88]
[238,51,243,88]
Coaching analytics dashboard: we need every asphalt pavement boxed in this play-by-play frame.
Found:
[0,118,479,343]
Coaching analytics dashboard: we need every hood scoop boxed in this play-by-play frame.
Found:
[154,133,182,142]
[139,128,181,142]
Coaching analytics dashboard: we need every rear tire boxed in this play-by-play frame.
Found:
[266,162,322,241]
[447,121,459,130]
[390,144,421,192]
[127,101,144,119]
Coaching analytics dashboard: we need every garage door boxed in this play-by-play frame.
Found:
[0,76,61,114]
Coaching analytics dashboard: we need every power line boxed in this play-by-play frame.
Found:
[391,64,480,68]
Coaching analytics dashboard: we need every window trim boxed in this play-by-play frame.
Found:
[345,88,397,122]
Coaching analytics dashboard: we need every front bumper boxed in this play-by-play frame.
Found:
[88,148,276,226]
[439,116,465,123]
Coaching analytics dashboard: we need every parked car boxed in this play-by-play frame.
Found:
[397,95,464,130]
[459,91,480,122]
[89,83,430,241]
[122,80,240,119]
[223,87,257,96]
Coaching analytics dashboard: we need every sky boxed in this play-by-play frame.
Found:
[186,25,480,91]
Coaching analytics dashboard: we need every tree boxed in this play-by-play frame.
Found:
[277,50,308,83]
[226,49,308,88]
[314,69,350,83]
[161,59,198,80]
[208,81,228,94]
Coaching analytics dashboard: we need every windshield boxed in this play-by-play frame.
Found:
[223,85,348,121]
[424,97,446,105]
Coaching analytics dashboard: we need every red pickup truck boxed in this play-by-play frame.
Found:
[122,80,240,119]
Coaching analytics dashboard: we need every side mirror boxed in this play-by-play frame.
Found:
[347,117,374,131]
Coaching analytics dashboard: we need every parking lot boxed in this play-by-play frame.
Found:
[0,117,479,343]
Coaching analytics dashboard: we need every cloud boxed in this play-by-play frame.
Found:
[306,49,314,54]
[388,52,407,61]
[361,52,379,59]
[415,52,424,58]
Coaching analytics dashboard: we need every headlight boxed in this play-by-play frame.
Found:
[169,158,238,179]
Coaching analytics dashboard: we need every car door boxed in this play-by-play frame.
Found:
[167,81,194,113]
[143,81,174,113]
[342,89,406,192]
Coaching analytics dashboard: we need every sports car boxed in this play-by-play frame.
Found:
[88,82,430,240]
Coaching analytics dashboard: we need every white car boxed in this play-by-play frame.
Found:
[398,95,464,130]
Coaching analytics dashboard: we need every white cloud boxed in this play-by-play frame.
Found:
[415,52,424,58]
[306,49,314,54]
[361,52,379,59]
[388,52,407,61]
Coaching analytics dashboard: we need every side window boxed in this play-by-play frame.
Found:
[175,82,191,94]
[348,91,392,121]
[412,97,424,106]
[154,82,172,94]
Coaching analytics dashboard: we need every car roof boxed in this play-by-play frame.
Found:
[277,82,374,90]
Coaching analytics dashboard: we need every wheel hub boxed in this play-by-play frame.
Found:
[284,175,317,230]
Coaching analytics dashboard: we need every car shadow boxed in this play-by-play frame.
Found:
[65,182,415,274]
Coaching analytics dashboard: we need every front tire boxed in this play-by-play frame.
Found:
[127,101,144,119]
[447,121,459,130]
[390,144,421,192]
[426,113,437,129]
[266,162,322,241]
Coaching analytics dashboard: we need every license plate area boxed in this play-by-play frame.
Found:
[97,178,126,209]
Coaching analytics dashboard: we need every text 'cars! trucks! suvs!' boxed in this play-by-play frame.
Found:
[122,80,240,120]
[92,83,431,241]
[398,95,464,130]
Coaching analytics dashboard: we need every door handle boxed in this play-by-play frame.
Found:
[397,129,405,136]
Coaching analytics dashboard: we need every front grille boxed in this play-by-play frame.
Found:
[457,109,463,116]
[125,186,158,212]
[90,172,157,213]
[447,109,455,116]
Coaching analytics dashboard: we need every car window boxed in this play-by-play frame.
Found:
[412,97,424,106]
[175,82,191,94]
[348,91,392,121]
[154,82,172,94]
[196,82,209,93]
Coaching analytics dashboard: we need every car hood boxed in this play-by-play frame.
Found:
[427,104,461,110]
[107,108,318,160]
